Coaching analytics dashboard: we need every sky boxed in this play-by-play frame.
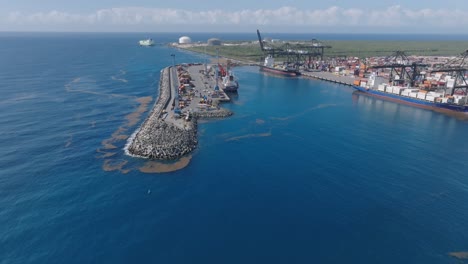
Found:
[1,0,468,33]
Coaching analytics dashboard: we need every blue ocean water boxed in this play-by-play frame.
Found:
[1,33,468,264]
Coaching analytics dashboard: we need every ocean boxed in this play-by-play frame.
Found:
[1,32,468,263]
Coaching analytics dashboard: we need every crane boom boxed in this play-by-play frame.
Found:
[256,29,265,51]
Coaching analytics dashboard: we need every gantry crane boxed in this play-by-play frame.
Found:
[367,50,429,87]
[431,49,468,96]
[256,29,331,69]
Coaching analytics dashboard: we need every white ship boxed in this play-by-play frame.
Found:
[139,39,155,46]
[222,73,239,93]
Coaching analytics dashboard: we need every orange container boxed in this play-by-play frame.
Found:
[353,80,361,85]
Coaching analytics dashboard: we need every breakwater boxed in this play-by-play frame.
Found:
[125,65,233,160]
[192,109,233,119]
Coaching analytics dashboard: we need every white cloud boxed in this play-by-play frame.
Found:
[1,5,467,32]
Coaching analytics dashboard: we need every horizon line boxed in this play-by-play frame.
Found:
[2,31,468,36]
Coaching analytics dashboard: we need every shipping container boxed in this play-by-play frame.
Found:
[417,92,427,100]
[425,96,435,102]
[392,87,403,95]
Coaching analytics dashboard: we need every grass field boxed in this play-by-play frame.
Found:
[184,40,468,63]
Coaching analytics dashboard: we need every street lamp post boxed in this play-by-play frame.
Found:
[214,48,219,91]
[170,54,176,68]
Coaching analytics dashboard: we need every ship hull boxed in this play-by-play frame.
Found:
[260,66,300,77]
[353,85,468,113]
[223,85,238,93]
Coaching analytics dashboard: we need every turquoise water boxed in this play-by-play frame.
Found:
[1,33,468,263]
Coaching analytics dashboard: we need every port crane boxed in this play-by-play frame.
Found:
[431,49,468,96]
[367,50,430,87]
[256,29,331,69]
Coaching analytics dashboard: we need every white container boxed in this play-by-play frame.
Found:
[378,84,386,91]
[410,92,418,98]
[401,90,411,96]
[392,87,403,95]
[447,79,455,88]
[456,96,466,105]
[417,93,427,100]
[441,98,449,103]
[360,82,367,88]
[425,96,435,102]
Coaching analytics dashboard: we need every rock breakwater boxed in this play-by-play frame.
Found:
[125,66,233,160]
[192,109,233,119]
[127,119,198,160]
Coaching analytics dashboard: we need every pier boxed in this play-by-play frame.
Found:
[125,64,233,160]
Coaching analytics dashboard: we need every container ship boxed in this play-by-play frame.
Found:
[260,55,301,77]
[353,73,468,113]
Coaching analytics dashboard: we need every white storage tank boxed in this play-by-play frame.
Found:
[207,38,222,46]
[178,36,192,44]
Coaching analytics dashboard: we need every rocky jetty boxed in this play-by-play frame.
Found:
[192,109,233,119]
[127,119,198,160]
[125,67,194,160]
[125,66,233,160]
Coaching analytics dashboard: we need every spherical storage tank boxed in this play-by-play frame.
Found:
[207,38,222,46]
[178,36,192,44]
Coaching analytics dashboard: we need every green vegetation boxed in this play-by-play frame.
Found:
[325,40,468,58]
[184,40,468,63]
[188,45,261,63]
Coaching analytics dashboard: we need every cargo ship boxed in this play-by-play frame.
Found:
[217,63,238,92]
[222,74,239,93]
[353,73,468,113]
[259,55,301,77]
